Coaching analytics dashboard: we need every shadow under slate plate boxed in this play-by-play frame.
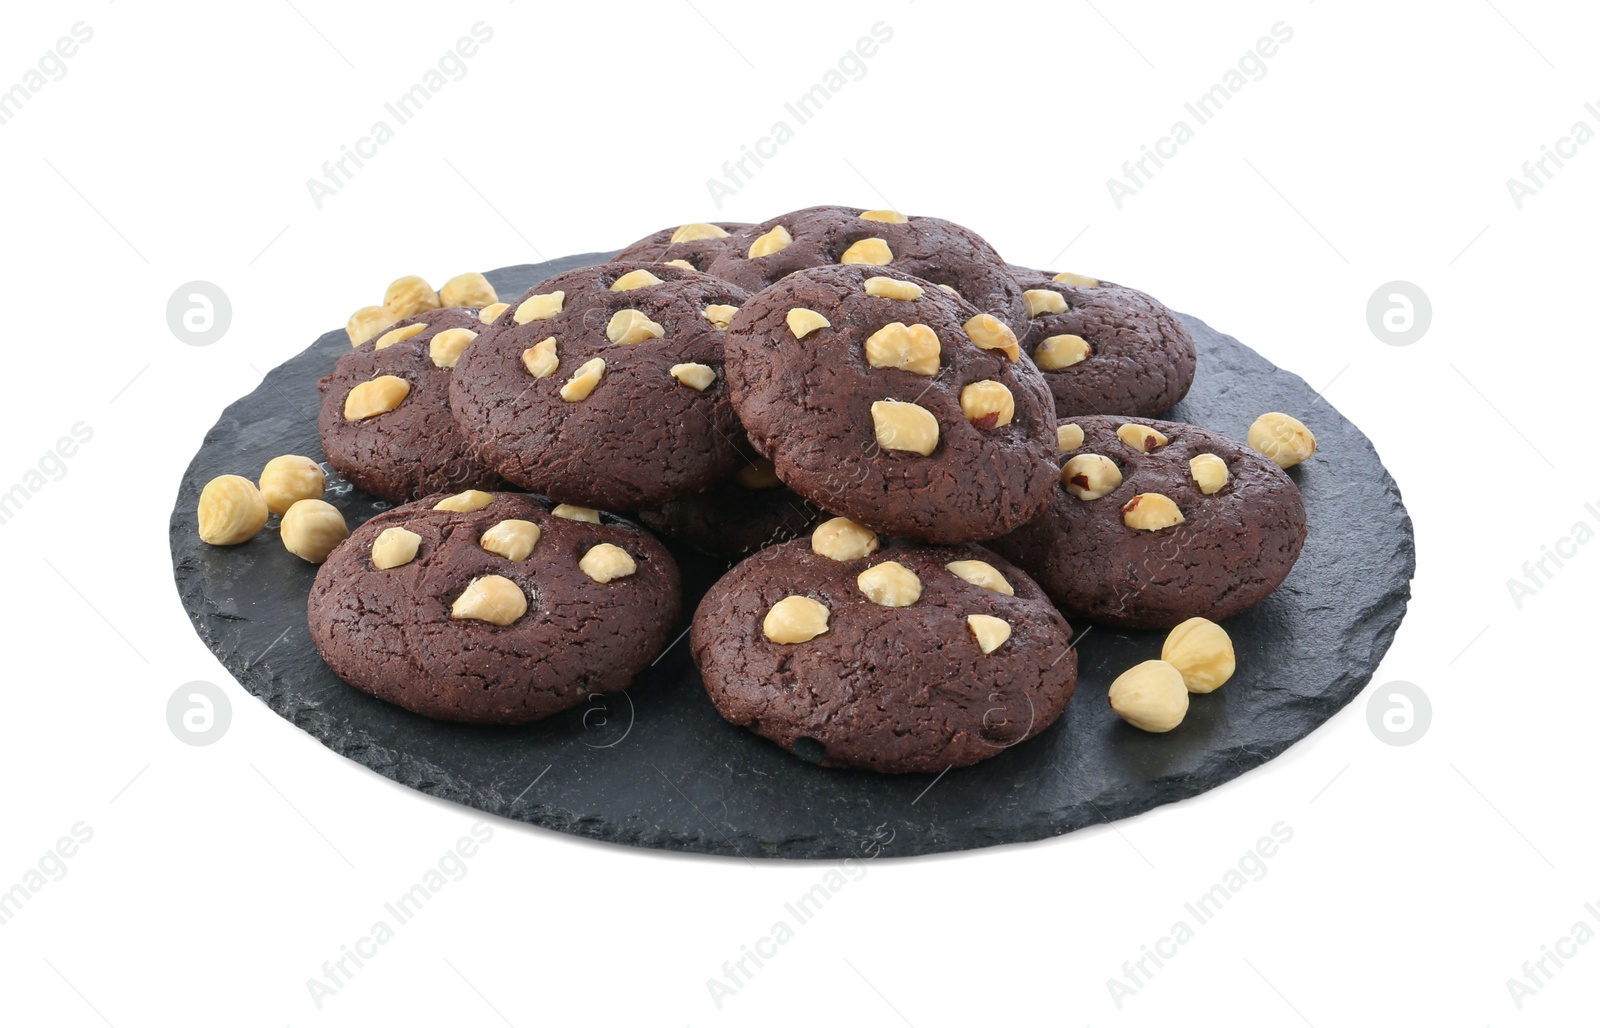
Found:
[168,253,1415,860]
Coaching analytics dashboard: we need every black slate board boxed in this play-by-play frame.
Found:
[169,253,1415,860]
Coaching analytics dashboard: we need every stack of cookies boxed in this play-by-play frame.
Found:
[258,205,1315,773]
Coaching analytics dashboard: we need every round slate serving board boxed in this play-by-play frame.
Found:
[169,253,1415,860]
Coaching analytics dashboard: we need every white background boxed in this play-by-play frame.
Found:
[1,1,1596,1024]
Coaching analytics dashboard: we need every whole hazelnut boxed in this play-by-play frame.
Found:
[280,499,349,563]
[1161,617,1236,693]
[258,455,325,516]
[1108,660,1189,732]
[197,475,269,546]
[1248,412,1316,469]
[763,595,829,644]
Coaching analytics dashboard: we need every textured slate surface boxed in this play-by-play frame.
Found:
[169,253,1415,860]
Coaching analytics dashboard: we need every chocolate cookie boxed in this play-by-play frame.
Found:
[307,491,681,724]
[635,458,826,559]
[609,221,750,272]
[317,305,509,503]
[690,519,1077,772]
[700,206,1028,331]
[722,263,1058,543]
[1010,267,1196,418]
[449,263,750,510]
[990,415,1307,628]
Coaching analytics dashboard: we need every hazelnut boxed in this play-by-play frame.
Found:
[670,362,717,391]
[560,357,606,402]
[786,307,831,339]
[374,323,427,351]
[1248,412,1316,469]
[1121,493,1185,531]
[748,224,793,258]
[1061,454,1122,500]
[513,290,565,324]
[552,503,600,523]
[666,259,695,270]
[966,614,1012,654]
[383,275,440,319]
[478,302,511,324]
[197,474,269,545]
[371,526,422,569]
[258,455,325,516]
[579,542,637,583]
[858,209,908,224]
[863,276,923,301]
[521,337,559,378]
[811,516,879,561]
[763,595,830,644]
[434,490,495,512]
[1056,423,1085,452]
[480,519,540,561]
[440,272,498,308]
[857,560,922,607]
[347,305,401,347]
[450,575,528,626]
[343,375,411,421]
[1035,334,1091,371]
[280,498,349,563]
[945,559,1014,595]
[1108,659,1189,732]
[840,237,893,266]
[671,222,730,242]
[1190,453,1229,495]
[736,461,782,489]
[606,308,665,345]
[864,322,940,376]
[1117,423,1169,453]
[1023,289,1067,317]
[870,399,940,456]
[429,328,477,369]
[1052,271,1099,287]
[703,303,739,330]
[959,380,1015,430]
[1162,617,1236,693]
[609,269,663,291]
[962,313,1020,361]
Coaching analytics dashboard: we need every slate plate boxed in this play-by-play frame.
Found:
[169,253,1415,860]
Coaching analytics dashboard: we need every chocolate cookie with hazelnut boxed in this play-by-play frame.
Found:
[720,263,1058,543]
[695,205,1029,332]
[307,491,681,724]
[317,299,510,504]
[1009,266,1196,419]
[448,262,750,510]
[989,415,1308,629]
[608,220,750,273]
[690,517,1076,773]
